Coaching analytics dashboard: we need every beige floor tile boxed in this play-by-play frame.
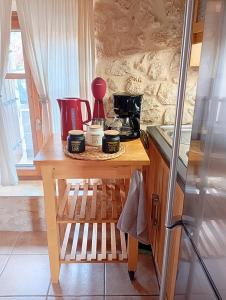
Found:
[12,231,48,254]
[106,296,159,299]
[105,254,159,296]
[0,180,43,197]
[0,231,19,254]
[49,263,104,296]
[0,255,50,296]
[0,197,46,231]
[48,297,104,300]
[0,297,46,299]
[0,255,9,273]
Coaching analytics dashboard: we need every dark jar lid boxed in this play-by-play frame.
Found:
[68,130,84,137]
[104,130,119,137]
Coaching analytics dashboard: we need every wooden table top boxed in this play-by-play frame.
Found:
[187,140,203,162]
[34,135,150,167]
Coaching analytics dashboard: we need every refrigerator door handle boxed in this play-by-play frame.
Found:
[167,215,195,229]
[166,216,183,229]
[152,194,160,228]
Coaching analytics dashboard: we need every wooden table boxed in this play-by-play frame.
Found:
[34,135,149,283]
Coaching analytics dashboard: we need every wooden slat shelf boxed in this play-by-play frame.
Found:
[57,180,127,224]
[34,136,149,282]
[60,222,128,263]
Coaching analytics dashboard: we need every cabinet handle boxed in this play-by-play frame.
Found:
[152,194,160,228]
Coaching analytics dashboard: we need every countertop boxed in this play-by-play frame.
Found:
[146,126,188,190]
[34,134,150,167]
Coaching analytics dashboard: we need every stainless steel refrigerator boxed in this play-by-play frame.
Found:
[160,0,226,299]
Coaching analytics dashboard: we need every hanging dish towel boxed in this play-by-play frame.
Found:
[117,170,149,244]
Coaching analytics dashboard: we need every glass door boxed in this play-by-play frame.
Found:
[5,28,42,171]
[6,31,34,166]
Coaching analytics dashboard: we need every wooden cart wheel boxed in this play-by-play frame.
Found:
[128,271,135,281]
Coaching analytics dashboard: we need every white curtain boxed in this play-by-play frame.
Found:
[1,80,23,163]
[78,0,95,102]
[16,0,95,141]
[0,0,18,185]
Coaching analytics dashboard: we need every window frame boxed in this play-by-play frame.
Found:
[6,12,42,179]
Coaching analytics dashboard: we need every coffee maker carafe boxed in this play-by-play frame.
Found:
[112,93,143,141]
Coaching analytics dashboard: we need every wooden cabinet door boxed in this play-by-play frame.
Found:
[154,164,184,299]
[146,139,169,272]
[166,184,184,300]
[146,137,184,299]
[155,159,169,274]
[146,137,162,248]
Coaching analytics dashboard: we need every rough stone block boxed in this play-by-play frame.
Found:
[144,83,160,96]
[163,107,193,125]
[106,60,131,76]
[107,78,118,91]
[157,83,178,105]
[148,62,162,80]
[125,75,144,94]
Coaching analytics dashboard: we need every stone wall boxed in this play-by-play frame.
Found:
[94,0,198,125]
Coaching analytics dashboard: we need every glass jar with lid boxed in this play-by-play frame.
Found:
[102,130,120,153]
[86,124,104,146]
[67,130,85,153]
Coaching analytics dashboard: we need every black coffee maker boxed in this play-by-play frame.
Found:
[112,93,143,141]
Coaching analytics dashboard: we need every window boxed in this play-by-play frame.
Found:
[6,31,34,165]
[4,13,42,174]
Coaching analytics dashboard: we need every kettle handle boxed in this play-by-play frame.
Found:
[79,99,92,124]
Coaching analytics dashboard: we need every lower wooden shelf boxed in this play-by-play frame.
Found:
[60,222,128,263]
[57,180,128,224]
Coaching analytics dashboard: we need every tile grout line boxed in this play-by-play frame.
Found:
[0,294,105,298]
[7,231,48,256]
[0,294,159,298]
[7,253,48,255]
[9,231,22,255]
[104,262,106,298]
[104,293,161,296]
[0,255,10,278]
[0,234,158,299]
[0,294,49,297]
[104,296,160,299]
[45,280,51,300]
[0,232,50,298]
[0,232,21,278]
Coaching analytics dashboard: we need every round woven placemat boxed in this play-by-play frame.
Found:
[64,144,125,160]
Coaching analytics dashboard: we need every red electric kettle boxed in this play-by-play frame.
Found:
[57,98,92,140]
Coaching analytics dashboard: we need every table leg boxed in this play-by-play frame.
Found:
[127,234,138,281]
[41,166,60,283]
[57,179,67,243]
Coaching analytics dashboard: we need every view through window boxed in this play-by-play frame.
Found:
[6,31,34,165]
